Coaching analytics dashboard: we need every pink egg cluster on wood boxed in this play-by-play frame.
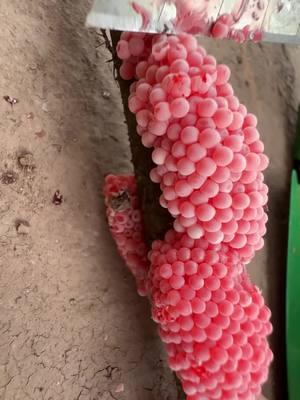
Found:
[104,31,273,400]
[104,175,148,296]
[117,32,269,265]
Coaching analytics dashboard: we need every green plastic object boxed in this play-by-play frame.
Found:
[286,108,300,400]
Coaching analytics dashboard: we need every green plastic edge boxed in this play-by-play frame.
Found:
[287,170,300,400]
[293,105,300,162]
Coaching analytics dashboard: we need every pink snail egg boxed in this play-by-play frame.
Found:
[211,21,230,39]
[128,37,145,56]
[177,158,196,176]
[170,98,190,118]
[196,204,216,222]
[196,157,217,177]
[213,108,234,129]
[116,39,130,60]
[212,146,234,167]
[113,32,272,399]
[186,143,206,162]
[180,126,199,144]
[197,99,218,118]
[198,128,221,148]
[154,102,171,121]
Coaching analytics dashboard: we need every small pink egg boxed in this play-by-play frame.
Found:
[153,101,171,122]
[170,274,185,289]
[116,39,130,60]
[172,260,185,275]
[243,126,259,144]
[205,230,224,244]
[245,153,261,171]
[196,204,216,221]
[219,180,233,193]
[187,50,203,66]
[232,193,250,209]
[198,128,221,148]
[152,148,168,165]
[197,99,218,117]
[179,215,197,228]
[179,201,196,218]
[196,157,217,177]
[206,323,222,341]
[213,108,234,129]
[170,98,190,118]
[183,261,197,276]
[167,123,181,141]
[120,61,135,80]
[259,154,269,170]
[177,299,193,316]
[196,117,216,130]
[187,224,204,239]
[203,218,221,233]
[170,59,189,74]
[201,179,219,198]
[175,180,193,197]
[205,301,219,318]
[180,126,199,144]
[167,43,188,63]
[190,190,208,205]
[211,166,230,183]
[211,21,230,39]
[243,113,258,127]
[217,83,234,97]
[215,207,233,223]
[194,314,211,329]
[191,247,205,262]
[146,65,159,84]
[149,88,166,106]
[213,146,234,166]
[177,157,196,176]
[135,61,149,79]
[172,141,186,158]
[128,37,145,56]
[166,289,181,305]
[181,113,198,128]
[128,95,144,113]
[155,65,170,82]
[178,33,198,51]
[187,172,206,189]
[148,120,168,136]
[228,112,244,131]
[212,192,232,209]
[198,262,213,278]
[159,263,173,279]
[229,153,247,173]
[216,64,231,85]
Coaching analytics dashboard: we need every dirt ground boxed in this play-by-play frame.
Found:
[0,1,299,400]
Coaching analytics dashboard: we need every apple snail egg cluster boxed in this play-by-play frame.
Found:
[149,230,273,399]
[117,31,269,265]
[104,175,273,400]
[104,175,148,296]
[103,31,274,400]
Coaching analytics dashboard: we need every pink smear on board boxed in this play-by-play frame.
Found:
[131,1,151,29]
[211,15,264,43]
[130,0,265,43]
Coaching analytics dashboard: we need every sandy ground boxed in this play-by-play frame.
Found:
[0,1,299,400]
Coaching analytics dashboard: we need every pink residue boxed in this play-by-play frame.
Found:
[131,1,151,30]
[130,0,264,43]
